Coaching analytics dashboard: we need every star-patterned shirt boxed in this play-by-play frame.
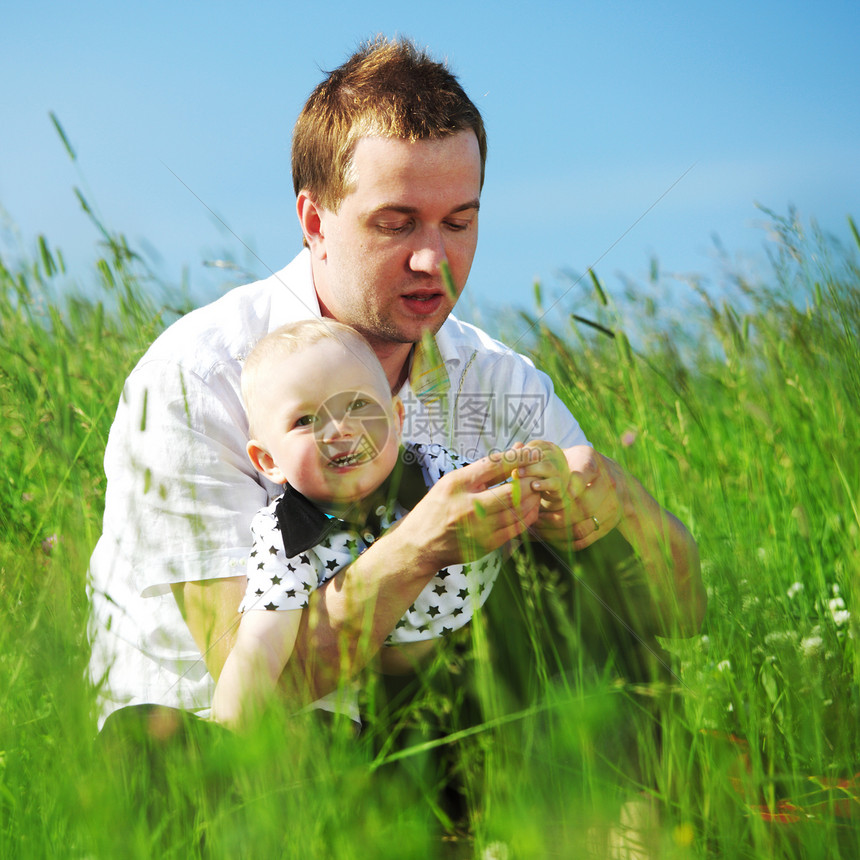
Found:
[240,442,505,644]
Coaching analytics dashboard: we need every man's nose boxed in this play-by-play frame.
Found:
[408,227,447,275]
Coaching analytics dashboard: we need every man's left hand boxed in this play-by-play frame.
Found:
[530,445,623,550]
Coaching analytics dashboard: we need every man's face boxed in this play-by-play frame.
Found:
[308,131,482,355]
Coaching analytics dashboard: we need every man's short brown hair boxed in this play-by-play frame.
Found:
[291,36,487,212]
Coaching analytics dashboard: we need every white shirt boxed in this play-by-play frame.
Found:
[88,249,589,723]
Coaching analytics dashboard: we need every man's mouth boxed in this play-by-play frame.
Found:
[401,290,444,314]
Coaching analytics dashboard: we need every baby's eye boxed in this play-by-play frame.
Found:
[348,398,369,412]
[295,414,317,427]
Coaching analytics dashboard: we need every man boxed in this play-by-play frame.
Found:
[89,36,705,728]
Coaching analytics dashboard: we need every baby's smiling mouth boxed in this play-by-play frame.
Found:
[327,450,368,468]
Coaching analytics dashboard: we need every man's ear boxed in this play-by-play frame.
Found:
[247,440,286,484]
[296,191,326,260]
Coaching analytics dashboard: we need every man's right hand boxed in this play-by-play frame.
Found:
[401,447,543,569]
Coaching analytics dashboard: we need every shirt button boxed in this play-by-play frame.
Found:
[363,533,375,544]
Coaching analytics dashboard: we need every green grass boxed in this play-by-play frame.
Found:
[1,194,857,857]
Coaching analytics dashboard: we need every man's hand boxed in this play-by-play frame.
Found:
[516,439,570,512]
[404,446,544,569]
[524,444,622,551]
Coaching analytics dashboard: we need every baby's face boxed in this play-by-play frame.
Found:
[251,338,401,512]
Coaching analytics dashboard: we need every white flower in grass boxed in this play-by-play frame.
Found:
[787,582,803,599]
[742,594,759,611]
[716,660,731,673]
[828,597,850,626]
[482,842,510,860]
[764,630,799,648]
[800,635,824,657]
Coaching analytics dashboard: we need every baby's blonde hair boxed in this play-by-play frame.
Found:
[241,319,387,437]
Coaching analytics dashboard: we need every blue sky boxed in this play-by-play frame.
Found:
[2,1,858,326]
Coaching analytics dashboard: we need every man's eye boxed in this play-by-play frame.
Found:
[295,414,317,427]
[377,222,410,235]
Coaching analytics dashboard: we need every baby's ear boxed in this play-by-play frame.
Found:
[247,440,286,484]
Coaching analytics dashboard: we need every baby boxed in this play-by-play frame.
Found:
[212,319,569,727]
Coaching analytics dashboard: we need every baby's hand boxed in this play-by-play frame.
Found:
[515,440,570,512]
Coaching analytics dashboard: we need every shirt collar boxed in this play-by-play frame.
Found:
[268,248,323,323]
